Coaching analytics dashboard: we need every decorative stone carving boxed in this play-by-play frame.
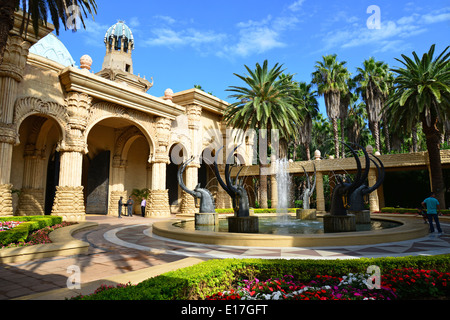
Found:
[0,35,32,81]
[145,189,170,217]
[15,188,45,216]
[0,184,14,217]
[51,186,85,221]
[86,101,156,153]
[80,54,93,71]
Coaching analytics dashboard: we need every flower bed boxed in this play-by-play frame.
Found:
[73,257,450,300]
[0,221,25,231]
[206,268,450,300]
[1,221,76,249]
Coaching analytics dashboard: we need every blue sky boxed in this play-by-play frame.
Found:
[56,0,450,115]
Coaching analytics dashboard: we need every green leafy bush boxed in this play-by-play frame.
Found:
[381,207,450,215]
[0,216,63,246]
[76,255,450,300]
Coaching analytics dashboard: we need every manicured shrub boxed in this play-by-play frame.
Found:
[0,216,63,246]
[75,256,450,300]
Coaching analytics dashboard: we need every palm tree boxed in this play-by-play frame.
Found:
[224,60,301,208]
[312,54,350,158]
[355,57,392,153]
[386,44,450,208]
[338,77,357,157]
[0,0,97,62]
[295,81,319,160]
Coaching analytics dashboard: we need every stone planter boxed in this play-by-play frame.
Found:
[296,209,317,220]
[228,216,259,233]
[348,210,371,224]
[323,214,356,233]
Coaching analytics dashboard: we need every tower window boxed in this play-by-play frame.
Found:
[125,64,130,72]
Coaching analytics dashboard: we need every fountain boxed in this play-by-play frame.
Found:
[177,156,218,227]
[154,142,428,247]
[213,145,258,233]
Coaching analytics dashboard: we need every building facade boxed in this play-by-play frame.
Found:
[1,14,254,221]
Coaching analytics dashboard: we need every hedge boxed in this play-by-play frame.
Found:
[0,216,63,246]
[215,208,297,214]
[76,255,450,300]
[381,207,450,215]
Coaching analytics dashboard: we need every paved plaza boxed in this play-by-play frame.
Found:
[0,214,449,300]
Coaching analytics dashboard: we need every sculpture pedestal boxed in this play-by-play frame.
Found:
[228,216,259,233]
[323,214,356,233]
[195,212,219,226]
[296,209,317,220]
[348,210,371,224]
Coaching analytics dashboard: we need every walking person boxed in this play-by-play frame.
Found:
[118,196,123,218]
[141,197,146,217]
[422,192,443,234]
[127,196,134,217]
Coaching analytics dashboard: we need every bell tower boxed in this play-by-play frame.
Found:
[96,21,153,92]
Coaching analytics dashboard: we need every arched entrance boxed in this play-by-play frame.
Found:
[84,117,152,216]
[11,114,64,215]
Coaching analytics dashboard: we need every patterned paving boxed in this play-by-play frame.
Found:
[104,222,450,260]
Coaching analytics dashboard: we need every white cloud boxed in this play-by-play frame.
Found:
[288,0,306,12]
[144,28,226,48]
[77,19,110,47]
[128,17,140,28]
[319,8,448,53]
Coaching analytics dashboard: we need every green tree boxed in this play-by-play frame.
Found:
[0,0,97,62]
[355,57,393,153]
[386,44,450,208]
[295,81,319,160]
[224,60,301,208]
[311,54,350,158]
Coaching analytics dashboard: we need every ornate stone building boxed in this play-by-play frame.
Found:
[0,14,250,221]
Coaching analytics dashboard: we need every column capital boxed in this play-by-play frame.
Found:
[0,123,17,144]
[66,92,92,131]
[0,35,32,82]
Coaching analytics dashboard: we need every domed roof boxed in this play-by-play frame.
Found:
[29,33,76,67]
[104,21,134,50]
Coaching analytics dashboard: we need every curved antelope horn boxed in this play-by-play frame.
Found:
[366,154,385,194]
[234,165,245,186]
[177,156,196,197]
[213,146,233,197]
[343,142,370,196]
[224,145,241,194]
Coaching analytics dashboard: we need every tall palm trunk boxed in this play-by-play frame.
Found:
[422,116,446,208]
[332,117,339,158]
[0,0,16,64]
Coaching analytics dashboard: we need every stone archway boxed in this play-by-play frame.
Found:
[11,113,64,216]
[83,117,152,216]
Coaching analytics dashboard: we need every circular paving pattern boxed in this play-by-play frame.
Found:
[104,221,450,259]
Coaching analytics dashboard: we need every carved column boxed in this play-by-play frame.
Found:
[0,35,32,216]
[368,167,380,213]
[146,117,171,217]
[108,156,127,216]
[16,146,46,215]
[180,104,202,214]
[51,92,91,221]
[270,175,278,209]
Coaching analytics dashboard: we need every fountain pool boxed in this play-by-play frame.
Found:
[174,215,401,235]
